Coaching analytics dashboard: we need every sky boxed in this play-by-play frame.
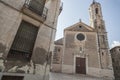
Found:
[55,0,120,48]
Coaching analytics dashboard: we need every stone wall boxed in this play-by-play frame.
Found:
[0,0,61,80]
[62,30,100,75]
[63,31,99,67]
[110,46,120,80]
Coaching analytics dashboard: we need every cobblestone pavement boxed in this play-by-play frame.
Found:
[49,72,112,80]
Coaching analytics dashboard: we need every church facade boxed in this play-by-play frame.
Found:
[52,1,114,79]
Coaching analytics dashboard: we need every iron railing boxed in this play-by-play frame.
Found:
[59,2,63,15]
[25,0,48,19]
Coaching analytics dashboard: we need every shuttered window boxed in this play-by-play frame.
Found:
[8,21,38,61]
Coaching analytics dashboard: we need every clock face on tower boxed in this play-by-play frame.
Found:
[76,33,85,41]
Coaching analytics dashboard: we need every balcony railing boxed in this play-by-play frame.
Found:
[24,0,48,20]
[59,2,63,15]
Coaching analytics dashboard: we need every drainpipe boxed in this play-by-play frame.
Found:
[43,0,59,80]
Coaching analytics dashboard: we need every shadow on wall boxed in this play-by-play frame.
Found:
[0,43,6,54]
[0,45,51,73]
[32,47,47,65]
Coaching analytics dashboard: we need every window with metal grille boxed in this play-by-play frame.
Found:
[7,21,38,61]
[28,0,46,16]
[1,75,24,80]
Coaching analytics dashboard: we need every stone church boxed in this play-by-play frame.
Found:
[0,0,62,80]
[52,1,114,79]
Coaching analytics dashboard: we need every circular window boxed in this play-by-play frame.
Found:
[76,33,85,41]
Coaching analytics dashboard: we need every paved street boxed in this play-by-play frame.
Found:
[50,72,112,80]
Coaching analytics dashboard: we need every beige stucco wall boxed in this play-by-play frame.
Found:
[0,0,61,80]
[1,0,25,10]
[51,44,63,72]
[0,2,22,56]
[52,64,61,72]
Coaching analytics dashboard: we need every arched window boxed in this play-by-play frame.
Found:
[58,48,60,52]
[102,52,104,56]
[95,8,98,14]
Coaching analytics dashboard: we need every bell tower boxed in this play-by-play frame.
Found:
[89,0,111,69]
[89,0,104,29]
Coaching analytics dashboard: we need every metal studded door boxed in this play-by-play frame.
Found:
[8,21,38,60]
[76,57,86,74]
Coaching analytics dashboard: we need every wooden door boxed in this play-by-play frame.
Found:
[76,57,86,74]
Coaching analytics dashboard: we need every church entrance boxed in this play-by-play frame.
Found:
[76,57,86,74]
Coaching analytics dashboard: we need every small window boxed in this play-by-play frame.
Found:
[102,52,104,56]
[98,26,100,29]
[79,26,82,28]
[80,47,82,51]
[95,8,98,14]
[58,48,60,52]
[119,48,120,51]
[76,33,85,41]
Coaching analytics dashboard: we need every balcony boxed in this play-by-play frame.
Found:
[23,0,48,21]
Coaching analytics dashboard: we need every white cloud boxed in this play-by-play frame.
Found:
[111,41,120,48]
